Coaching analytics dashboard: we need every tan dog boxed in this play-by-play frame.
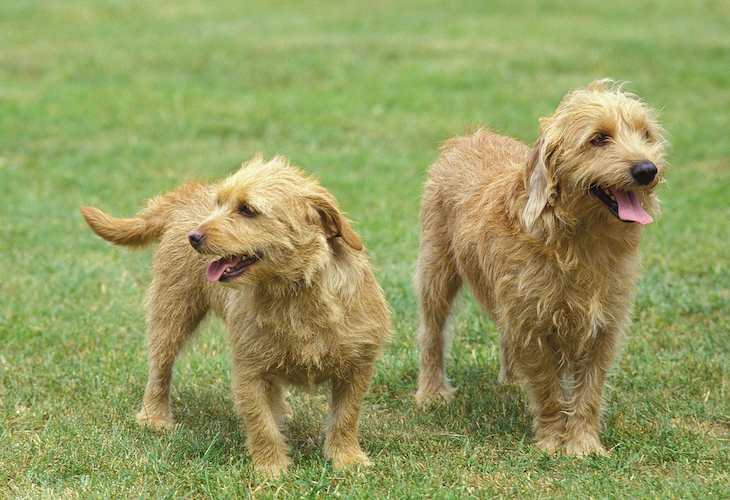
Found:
[81,155,392,475]
[415,80,667,456]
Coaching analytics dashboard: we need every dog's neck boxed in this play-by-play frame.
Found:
[529,217,643,274]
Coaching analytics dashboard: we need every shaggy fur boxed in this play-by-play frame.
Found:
[415,80,667,456]
[81,155,392,475]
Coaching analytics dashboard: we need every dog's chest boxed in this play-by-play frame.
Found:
[230,296,349,385]
[496,252,635,340]
[270,325,347,386]
[282,334,343,384]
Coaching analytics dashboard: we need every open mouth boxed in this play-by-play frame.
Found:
[590,185,654,225]
[206,254,261,282]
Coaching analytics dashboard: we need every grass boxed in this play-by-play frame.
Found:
[1,0,729,498]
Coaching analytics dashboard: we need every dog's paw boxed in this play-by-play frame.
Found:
[250,441,291,477]
[329,448,373,469]
[136,408,174,431]
[564,432,608,457]
[415,383,456,408]
[254,461,289,477]
[535,433,564,454]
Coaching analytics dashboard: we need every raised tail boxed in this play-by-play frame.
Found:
[80,186,188,247]
[80,206,167,247]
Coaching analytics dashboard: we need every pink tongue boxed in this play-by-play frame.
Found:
[206,255,242,282]
[610,188,654,225]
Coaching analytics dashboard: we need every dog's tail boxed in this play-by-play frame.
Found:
[80,190,184,248]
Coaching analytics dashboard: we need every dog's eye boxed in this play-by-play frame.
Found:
[591,133,610,146]
[239,205,257,217]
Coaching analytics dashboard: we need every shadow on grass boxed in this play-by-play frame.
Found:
[148,362,534,467]
[378,362,534,452]
[157,390,249,464]
[426,366,532,440]
[163,387,345,467]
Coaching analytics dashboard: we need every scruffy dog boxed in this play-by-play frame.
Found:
[415,80,667,456]
[81,155,392,474]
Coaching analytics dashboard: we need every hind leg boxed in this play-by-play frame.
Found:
[497,332,519,384]
[269,379,292,428]
[136,273,208,430]
[414,225,462,406]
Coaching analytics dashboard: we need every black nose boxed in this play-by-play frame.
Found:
[188,229,205,248]
[631,160,658,185]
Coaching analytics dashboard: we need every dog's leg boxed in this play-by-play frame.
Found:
[232,372,291,475]
[497,332,519,384]
[136,275,208,431]
[513,337,567,453]
[269,379,293,429]
[325,364,374,468]
[415,237,462,406]
[562,327,618,456]
[563,376,607,456]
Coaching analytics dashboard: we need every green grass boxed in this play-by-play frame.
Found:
[2,0,729,498]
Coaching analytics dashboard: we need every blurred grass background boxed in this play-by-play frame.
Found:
[1,0,729,498]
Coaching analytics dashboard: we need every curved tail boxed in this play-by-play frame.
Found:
[80,206,165,247]
[80,190,183,247]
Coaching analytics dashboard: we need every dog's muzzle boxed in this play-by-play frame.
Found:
[189,229,205,249]
[631,160,657,186]
[591,160,657,225]
[188,229,260,282]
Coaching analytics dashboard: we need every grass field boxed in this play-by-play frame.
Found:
[2,0,729,498]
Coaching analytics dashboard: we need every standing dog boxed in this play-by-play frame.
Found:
[81,155,392,474]
[415,80,666,455]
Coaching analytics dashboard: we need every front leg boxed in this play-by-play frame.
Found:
[231,371,291,475]
[510,336,568,453]
[562,326,621,456]
[325,364,375,468]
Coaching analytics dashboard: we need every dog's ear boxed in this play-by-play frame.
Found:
[307,194,363,251]
[522,120,559,230]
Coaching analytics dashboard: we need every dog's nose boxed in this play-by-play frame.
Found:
[631,160,658,185]
[188,229,205,248]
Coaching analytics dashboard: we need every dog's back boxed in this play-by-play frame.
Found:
[437,128,530,176]
[425,129,530,224]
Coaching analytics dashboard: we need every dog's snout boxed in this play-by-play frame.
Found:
[631,160,658,185]
[188,229,205,248]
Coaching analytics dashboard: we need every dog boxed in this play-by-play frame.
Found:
[81,155,392,475]
[414,80,667,456]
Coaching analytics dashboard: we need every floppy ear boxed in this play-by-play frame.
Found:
[307,194,363,251]
[522,120,559,230]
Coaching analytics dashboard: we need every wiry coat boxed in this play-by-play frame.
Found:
[81,156,392,475]
[415,80,667,456]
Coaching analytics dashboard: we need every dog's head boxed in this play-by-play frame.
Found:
[188,154,362,288]
[522,79,668,233]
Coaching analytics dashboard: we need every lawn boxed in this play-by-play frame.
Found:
[1,0,729,498]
